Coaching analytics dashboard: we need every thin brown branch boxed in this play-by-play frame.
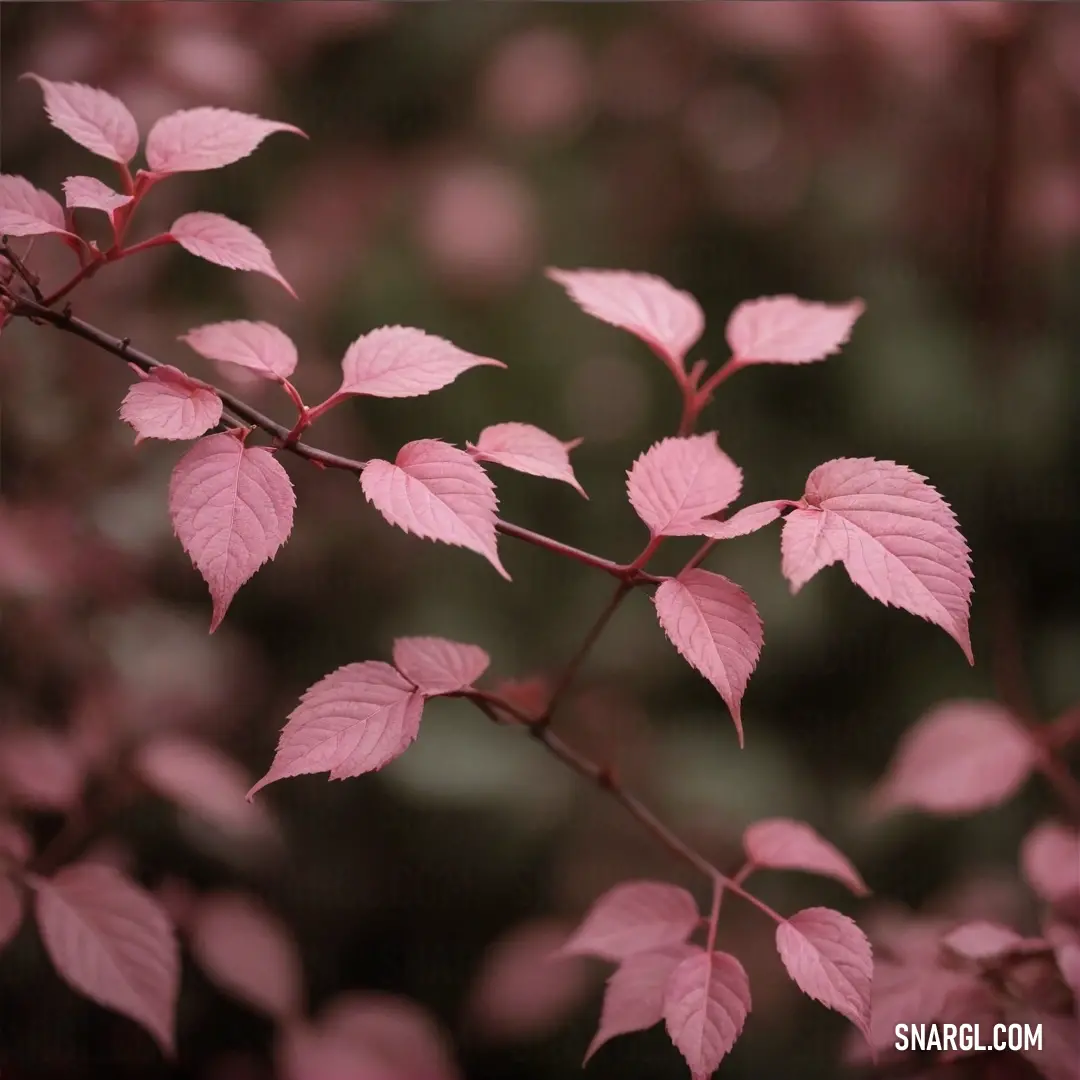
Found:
[4,293,662,583]
[466,690,781,920]
[0,240,44,301]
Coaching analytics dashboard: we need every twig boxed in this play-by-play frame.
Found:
[467,689,782,922]
[0,240,44,301]
[4,293,659,582]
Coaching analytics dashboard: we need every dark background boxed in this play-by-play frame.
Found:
[2,3,1079,1078]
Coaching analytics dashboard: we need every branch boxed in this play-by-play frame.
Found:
[538,579,632,727]
[0,240,44,301]
[4,292,662,584]
[465,690,782,922]
[4,285,784,920]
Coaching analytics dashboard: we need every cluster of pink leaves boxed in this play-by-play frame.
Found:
[558,819,873,1076]
[856,698,1080,1079]
[0,73,1018,1080]
[0,76,306,293]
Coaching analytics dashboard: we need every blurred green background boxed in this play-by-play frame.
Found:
[2,3,1079,1078]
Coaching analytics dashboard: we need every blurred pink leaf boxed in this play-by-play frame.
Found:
[688,500,787,540]
[189,891,303,1020]
[627,434,742,536]
[361,440,508,579]
[585,943,698,1062]
[120,365,223,442]
[1055,941,1080,1021]
[781,458,973,662]
[0,819,32,863]
[392,637,490,696]
[560,880,699,961]
[0,174,72,237]
[776,908,871,1039]
[319,992,460,1079]
[468,422,585,497]
[338,326,504,399]
[867,964,977,1054]
[146,107,306,174]
[32,862,179,1055]
[547,268,704,377]
[279,991,460,1080]
[248,662,424,797]
[181,320,298,380]
[1023,1014,1080,1080]
[663,949,750,1079]
[62,175,133,216]
[743,818,869,896]
[726,295,863,365]
[0,727,84,811]
[169,433,296,632]
[653,569,763,745]
[0,876,23,950]
[1021,822,1080,907]
[466,919,595,1041]
[133,734,273,840]
[941,920,1025,963]
[23,74,139,163]
[170,212,295,296]
[871,700,1037,816]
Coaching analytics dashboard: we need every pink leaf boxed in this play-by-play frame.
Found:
[321,992,461,1079]
[168,433,296,632]
[132,734,273,841]
[146,107,306,174]
[0,174,71,237]
[189,891,303,1021]
[867,963,978,1053]
[280,992,460,1080]
[170,211,295,296]
[23,74,139,163]
[685,500,788,540]
[776,907,871,1039]
[627,434,743,536]
[585,943,698,1062]
[1016,1012,1080,1080]
[547,267,704,376]
[360,440,508,579]
[941,920,1025,962]
[466,919,595,1042]
[0,876,23,950]
[248,661,424,797]
[468,422,585,497]
[338,326,504,399]
[870,700,1037,816]
[1055,941,1080,1019]
[653,569,763,745]
[560,880,699,962]
[663,950,751,1079]
[1021,822,1080,906]
[279,1019,401,1080]
[62,175,132,216]
[392,636,490,696]
[0,727,84,811]
[119,365,223,442]
[781,459,973,662]
[32,862,179,1055]
[180,319,298,380]
[743,818,869,896]
[0,819,32,864]
[725,295,864,365]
